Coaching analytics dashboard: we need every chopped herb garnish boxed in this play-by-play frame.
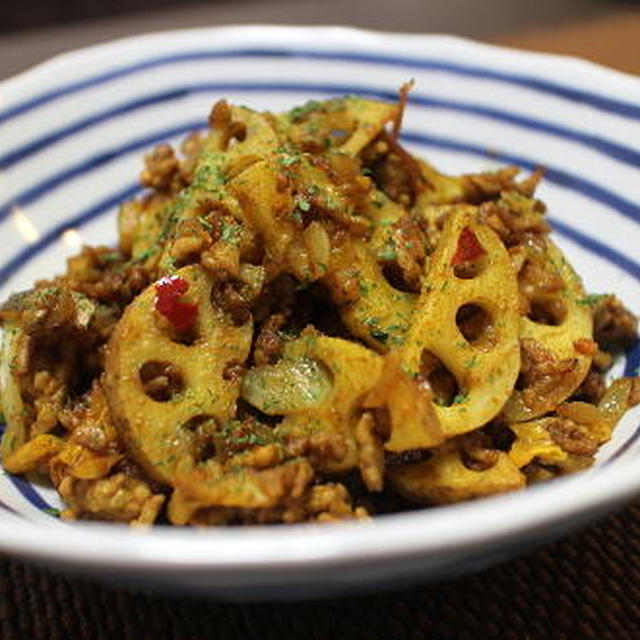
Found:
[221,222,241,245]
[279,154,300,167]
[452,392,468,405]
[358,279,372,296]
[324,195,340,210]
[289,100,324,122]
[101,252,121,263]
[371,328,389,343]
[577,293,609,307]
[377,243,397,261]
[134,245,159,262]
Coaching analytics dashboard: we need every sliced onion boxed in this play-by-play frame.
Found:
[241,358,332,415]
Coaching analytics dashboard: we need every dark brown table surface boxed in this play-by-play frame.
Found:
[2,8,640,639]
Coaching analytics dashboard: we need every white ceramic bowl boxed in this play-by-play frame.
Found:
[1,25,639,598]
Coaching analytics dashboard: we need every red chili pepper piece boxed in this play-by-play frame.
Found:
[154,275,198,332]
[451,227,486,266]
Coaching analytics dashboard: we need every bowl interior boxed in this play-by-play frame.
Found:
[0,27,639,572]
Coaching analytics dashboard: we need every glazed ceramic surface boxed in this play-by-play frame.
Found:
[1,26,640,598]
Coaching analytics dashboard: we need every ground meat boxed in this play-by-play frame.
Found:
[361,132,426,206]
[459,431,499,471]
[187,481,368,525]
[2,286,105,440]
[75,266,150,306]
[208,99,247,149]
[253,313,286,365]
[2,286,80,336]
[573,338,598,357]
[464,168,543,204]
[573,368,606,404]
[58,383,119,453]
[58,472,165,525]
[518,338,577,400]
[304,483,369,522]
[593,296,638,351]
[140,144,184,193]
[65,246,151,305]
[211,280,252,325]
[380,214,429,292]
[478,195,550,248]
[546,418,598,457]
[282,429,349,471]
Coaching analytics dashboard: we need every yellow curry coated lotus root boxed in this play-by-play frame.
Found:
[503,239,593,421]
[402,206,521,437]
[104,265,253,485]
[325,192,416,350]
[389,444,526,504]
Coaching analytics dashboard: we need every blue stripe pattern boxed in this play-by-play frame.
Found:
[2,47,640,127]
[0,182,141,287]
[2,44,640,514]
[3,82,640,171]
[0,120,203,222]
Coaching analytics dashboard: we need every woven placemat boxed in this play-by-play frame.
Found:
[2,502,640,640]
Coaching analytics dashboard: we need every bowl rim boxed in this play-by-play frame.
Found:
[1,24,640,575]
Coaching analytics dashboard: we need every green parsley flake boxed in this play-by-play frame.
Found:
[452,392,468,405]
[279,154,300,168]
[221,222,242,245]
[371,328,389,343]
[377,244,397,261]
[577,293,609,307]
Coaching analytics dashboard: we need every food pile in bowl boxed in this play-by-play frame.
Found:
[1,93,637,526]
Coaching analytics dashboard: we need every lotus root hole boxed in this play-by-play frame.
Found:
[453,257,487,279]
[170,321,199,346]
[381,263,419,293]
[420,350,463,407]
[181,415,218,462]
[139,360,184,402]
[527,297,567,326]
[456,303,494,346]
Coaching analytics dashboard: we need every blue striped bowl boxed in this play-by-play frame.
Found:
[1,25,639,597]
